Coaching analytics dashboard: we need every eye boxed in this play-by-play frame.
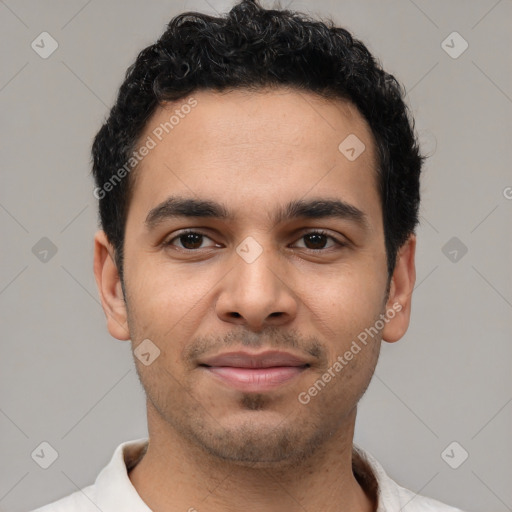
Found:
[164,230,219,250]
[163,229,346,252]
[291,230,345,250]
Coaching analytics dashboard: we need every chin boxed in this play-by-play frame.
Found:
[184,411,328,466]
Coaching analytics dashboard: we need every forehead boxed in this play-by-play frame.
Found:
[128,88,381,229]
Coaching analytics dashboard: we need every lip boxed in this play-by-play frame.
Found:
[199,350,310,392]
[200,350,309,368]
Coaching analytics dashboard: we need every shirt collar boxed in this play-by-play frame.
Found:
[94,438,152,511]
[94,438,395,511]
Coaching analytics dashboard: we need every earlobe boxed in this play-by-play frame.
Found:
[93,230,130,341]
[381,234,416,343]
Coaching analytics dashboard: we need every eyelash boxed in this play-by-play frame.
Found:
[163,229,347,251]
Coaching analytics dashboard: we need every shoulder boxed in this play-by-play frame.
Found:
[28,484,97,512]
[353,444,467,512]
[28,438,149,512]
[391,483,466,511]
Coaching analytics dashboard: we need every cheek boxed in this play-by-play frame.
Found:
[306,267,386,347]
[125,259,218,343]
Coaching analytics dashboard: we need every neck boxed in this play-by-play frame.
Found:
[129,404,375,512]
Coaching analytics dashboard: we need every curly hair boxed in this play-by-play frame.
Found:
[91,0,423,283]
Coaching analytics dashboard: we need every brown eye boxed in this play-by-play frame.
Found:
[164,230,218,250]
[292,231,343,250]
[303,233,329,249]
[178,232,204,249]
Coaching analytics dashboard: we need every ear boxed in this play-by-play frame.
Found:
[93,230,130,341]
[381,234,416,343]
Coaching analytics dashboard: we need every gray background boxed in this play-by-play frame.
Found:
[1,0,511,511]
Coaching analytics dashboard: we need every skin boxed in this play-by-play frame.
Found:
[94,88,416,512]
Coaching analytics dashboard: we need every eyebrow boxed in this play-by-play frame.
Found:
[145,195,370,231]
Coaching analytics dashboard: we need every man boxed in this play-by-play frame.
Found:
[32,0,466,510]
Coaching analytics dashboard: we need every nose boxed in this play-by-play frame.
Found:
[214,241,298,331]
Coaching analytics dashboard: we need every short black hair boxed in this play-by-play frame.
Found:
[91,0,423,284]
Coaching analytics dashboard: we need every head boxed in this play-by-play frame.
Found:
[93,0,421,465]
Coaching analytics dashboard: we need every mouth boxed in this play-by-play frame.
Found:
[198,350,311,392]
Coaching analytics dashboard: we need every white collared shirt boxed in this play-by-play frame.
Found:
[30,438,466,512]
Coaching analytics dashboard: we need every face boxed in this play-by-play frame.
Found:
[95,88,415,466]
